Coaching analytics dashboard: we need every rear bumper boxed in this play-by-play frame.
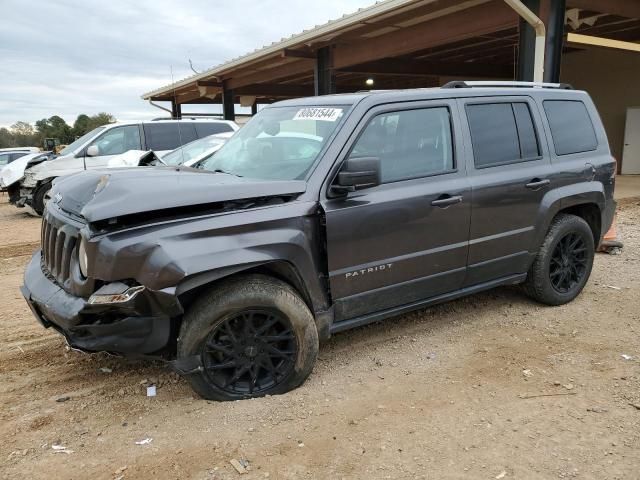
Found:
[22,250,174,354]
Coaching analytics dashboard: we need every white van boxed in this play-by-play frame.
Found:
[17,119,238,214]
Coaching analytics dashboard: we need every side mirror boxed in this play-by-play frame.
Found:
[86,145,99,157]
[332,156,381,194]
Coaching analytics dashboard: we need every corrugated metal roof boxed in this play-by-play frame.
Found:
[141,0,430,99]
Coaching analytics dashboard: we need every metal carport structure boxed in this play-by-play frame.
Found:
[141,0,640,169]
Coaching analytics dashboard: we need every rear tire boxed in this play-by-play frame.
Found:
[524,214,595,306]
[32,181,52,216]
[177,274,319,401]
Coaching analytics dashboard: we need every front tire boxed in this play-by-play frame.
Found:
[177,274,319,401]
[32,181,52,216]
[524,214,595,306]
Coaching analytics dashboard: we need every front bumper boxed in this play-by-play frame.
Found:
[22,250,174,354]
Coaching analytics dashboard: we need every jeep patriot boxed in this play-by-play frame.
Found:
[22,82,616,400]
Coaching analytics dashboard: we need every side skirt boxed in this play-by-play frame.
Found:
[329,273,527,334]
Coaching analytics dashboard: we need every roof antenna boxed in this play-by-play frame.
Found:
[170,66,186,167]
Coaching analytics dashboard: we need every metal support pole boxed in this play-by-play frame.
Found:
[222,82,235,121]
[517,0,540,81]
[504,0,546,82]
[314,47,336,96]
[171,100,182,119]
[251,102,258,116]
[543,0,566,83]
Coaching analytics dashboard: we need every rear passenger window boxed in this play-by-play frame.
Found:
[349,107,454,183]
[195,122,234,137]
[144,123,198,151]
[543,100,598,155]
[466,102,540,168]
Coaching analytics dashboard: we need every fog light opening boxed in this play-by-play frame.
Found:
[88,285,146,305]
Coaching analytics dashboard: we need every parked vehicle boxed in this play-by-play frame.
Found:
[162,131,234,167]
[1,152,55,197]
[15,119,239,214]
[0,147,40,168]
[108,131,235,168]
[22,82,616,401]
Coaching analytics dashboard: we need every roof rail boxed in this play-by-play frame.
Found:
[442,80,573,90]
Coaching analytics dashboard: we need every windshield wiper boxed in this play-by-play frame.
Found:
[212,168,242,177]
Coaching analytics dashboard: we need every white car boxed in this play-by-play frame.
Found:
[159,131,234,167]
[0,147,40,168]
[17,119,239,215]
[1,152,52,189]
[106,132,234,169]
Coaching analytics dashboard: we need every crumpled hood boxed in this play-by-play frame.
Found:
[1,153,53,188]
[51,167,306,223]
[1,155,34,188]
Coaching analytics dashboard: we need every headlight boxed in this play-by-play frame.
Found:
[78,237,88,278]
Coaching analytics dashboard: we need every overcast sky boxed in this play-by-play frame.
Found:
[0,0,374,128]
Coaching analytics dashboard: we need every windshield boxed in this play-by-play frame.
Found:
[162,134,229,166]
[199,106,347,180]
[59,126,106,156]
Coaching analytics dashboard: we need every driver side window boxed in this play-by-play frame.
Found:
[88,126,141,156]
[349,107,454,183]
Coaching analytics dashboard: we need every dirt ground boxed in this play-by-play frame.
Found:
[0,195,639,480]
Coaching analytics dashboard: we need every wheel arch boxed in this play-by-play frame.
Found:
[535,182,606,249]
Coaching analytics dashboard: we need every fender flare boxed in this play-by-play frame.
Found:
[534,182,605,249]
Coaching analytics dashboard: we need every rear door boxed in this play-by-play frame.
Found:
[143,123,198,155]
[322,100,471,321]
[458,96,553,286]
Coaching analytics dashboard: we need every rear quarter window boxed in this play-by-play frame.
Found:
[543,100,598,156]
[143,123,198,151]
[194,122,234,137]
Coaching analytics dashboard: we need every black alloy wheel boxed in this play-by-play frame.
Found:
[549,232,588,294]
[202,310,297,395]
[523,213,595,306]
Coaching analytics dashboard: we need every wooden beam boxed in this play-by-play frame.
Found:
[196,80,222,87]
[236,83,314,97]
[333,1,518,69]
[281,48,316,59]
[339,59,512,78]
[226,60,313,90]
[566,0,640,19]
[173,89,208,104]
[336,0,492,41]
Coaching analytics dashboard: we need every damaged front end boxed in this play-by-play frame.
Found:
[21,202,182,356]
[21,167,313,361]
[12,170,37,208]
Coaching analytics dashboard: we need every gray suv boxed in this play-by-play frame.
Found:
[22,82,616,401]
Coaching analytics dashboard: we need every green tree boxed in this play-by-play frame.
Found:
[86,112,115,130]
[0,127,15,148]
[9,122,40,147]
[35,116,73,144]
[2,112,116,149]
[73,114,91,137]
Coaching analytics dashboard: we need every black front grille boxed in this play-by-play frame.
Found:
[41,214,78,286]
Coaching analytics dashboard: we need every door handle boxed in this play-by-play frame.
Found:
[525,178,550,190]
[431,195,463,208]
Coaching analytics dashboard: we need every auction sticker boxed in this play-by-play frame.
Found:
[293,107,343,122]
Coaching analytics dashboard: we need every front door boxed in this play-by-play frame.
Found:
[83,125,143,169]
[322,101,471,321]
